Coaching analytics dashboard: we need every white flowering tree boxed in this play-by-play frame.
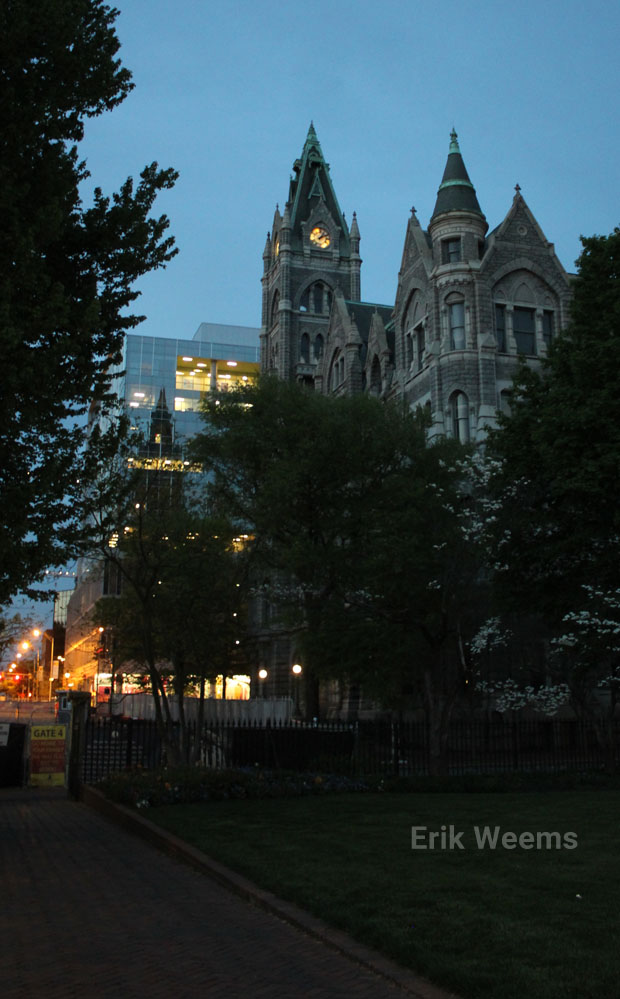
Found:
[483,228,620,768]
[548,586,620,768]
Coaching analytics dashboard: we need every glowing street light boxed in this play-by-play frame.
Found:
[291,664,303,719]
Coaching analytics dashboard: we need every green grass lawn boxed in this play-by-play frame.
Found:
[146,790,620,999]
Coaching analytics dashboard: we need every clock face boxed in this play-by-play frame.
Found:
[310,225,331,249]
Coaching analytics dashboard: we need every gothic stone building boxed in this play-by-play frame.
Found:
[261,124,573,440]
[256,125,573,716]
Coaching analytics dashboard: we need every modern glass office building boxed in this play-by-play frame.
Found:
[118,321,261,447]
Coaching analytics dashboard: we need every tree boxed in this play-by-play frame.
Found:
[84,450,247,764]
[0,0,178,604]
[485,227,620,757]
[194,378,492,772]
[487,228,620,625]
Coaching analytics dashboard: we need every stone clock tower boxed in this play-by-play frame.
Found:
[260,123,361,383]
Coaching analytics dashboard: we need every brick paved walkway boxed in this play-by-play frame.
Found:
[0,788,452,999]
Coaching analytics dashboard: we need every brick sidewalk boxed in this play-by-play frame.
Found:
[0,787,457,998]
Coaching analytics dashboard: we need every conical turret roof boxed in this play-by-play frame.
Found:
[431,130,484,220]
[287,123,350,250]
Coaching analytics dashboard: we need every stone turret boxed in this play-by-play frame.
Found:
[428,129,488,265]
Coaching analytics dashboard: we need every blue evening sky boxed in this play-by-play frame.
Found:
[79,0,620,341]
[7,0,620,633]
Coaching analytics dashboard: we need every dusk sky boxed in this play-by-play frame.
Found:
[79,0,620,341]
[8,0,620,628]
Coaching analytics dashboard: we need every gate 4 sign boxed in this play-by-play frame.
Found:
[30,725,67,786]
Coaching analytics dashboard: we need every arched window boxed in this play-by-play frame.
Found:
[499,390,512,416]
[450,391,470,442]
[300,332,310,363]
[271,290,280,327]
[493,273,558,357]
[449,302,465,350]
[403,292,425,371]
[299,282,332,315]
[313,333,324,359]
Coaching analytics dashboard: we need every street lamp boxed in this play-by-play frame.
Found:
[257,668,268,699]
[17,629,42,699]
[292,663,303,720]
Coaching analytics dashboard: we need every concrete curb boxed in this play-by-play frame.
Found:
[81,785,461,999]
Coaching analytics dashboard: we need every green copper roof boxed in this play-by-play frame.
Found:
[431,130,484,219]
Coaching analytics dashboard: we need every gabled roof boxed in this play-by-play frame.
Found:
[344,301,393,346]
[287,123,350,252]
[431,130,484,220]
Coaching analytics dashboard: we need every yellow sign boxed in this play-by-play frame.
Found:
[30,725,67,786]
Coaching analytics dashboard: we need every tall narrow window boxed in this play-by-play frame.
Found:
[542,310,554,350]
[449,303,465,350]
[313,334,324,359]
[513,306,536,354]
[300,333,310,363]
[495,305,506,352]
[416,326,425,370]
[405,333,413,368]
[451,392,470,443]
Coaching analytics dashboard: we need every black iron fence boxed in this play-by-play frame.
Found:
[82,716,620,783]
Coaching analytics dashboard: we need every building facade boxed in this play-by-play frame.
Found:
[261,125,573,442]
[64,323,261,698]
[119,321,260,446]
[256,125,574,716]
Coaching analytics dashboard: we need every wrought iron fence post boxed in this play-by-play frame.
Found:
[67,692,91,799]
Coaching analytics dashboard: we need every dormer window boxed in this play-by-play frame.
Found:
[442,238,461,263]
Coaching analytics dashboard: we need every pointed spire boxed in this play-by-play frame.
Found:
[287,125,349,252]
[155,387,168,413]
[350,211,360,239]
[263,231,272,258]
[431,129,484,220]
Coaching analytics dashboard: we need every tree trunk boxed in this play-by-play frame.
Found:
[423,667,455,777]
